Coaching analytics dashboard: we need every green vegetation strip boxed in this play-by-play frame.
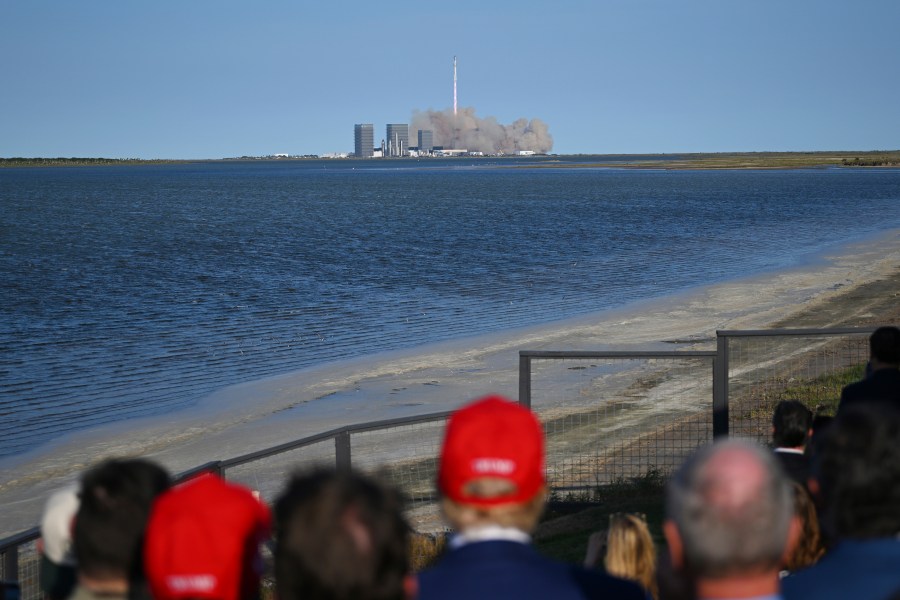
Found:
[523,151,900,170]
[5,151,900,169]
[0,157,182,167]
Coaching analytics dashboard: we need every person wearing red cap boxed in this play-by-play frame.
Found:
[143,474,271,600]
[417,395,646,600]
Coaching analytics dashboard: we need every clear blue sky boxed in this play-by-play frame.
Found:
[3,1,898,159]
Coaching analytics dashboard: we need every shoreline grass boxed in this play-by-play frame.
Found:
[3,150,899,169]
[520,150,900,170]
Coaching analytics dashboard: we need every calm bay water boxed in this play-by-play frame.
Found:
[2,159,899,459]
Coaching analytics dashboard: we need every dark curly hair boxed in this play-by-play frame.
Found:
[274,469,409,600]
[772,400,812,448]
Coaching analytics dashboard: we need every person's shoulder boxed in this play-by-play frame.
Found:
[781,561,826,593]
[782,540,900,599]
[839,373,900,413]
[841,376,868,399]
[568,566,647,599]
[839,377,876,411]
[781,558,855,600]
[418,544,646,600]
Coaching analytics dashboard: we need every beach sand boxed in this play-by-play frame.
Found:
[1,229,898,537]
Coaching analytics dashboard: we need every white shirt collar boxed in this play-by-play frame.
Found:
[449,525,531,549]
[774,447,805,455]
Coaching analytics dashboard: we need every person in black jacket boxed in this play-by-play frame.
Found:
[771,400,812,488]
[839,326,900,413]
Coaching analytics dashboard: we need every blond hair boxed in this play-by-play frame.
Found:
[604,513,658,600]
[784,482,825,572]
[441,482,546,533]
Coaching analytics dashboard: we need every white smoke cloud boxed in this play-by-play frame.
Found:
[410,107,553,154]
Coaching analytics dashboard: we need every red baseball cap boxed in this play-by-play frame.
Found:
[144,474,271,600]
[438,395,545,507]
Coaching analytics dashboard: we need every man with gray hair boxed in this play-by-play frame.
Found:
[663,439,799,600]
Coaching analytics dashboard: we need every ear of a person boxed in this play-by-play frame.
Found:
[405,573,419,600]
[806,477,820,500]
[782,515,803,564]
[662,520,684,569]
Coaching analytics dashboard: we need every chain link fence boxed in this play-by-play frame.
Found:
[520,351,716,497]
[717,328,871,443]
[1,327,878,600]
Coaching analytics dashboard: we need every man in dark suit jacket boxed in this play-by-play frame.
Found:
[782,403,900,600]
[771,400,812,488]
[417,395,645,600]
[838,326,900,413]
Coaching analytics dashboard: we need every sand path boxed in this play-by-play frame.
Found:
[1,229,898,537]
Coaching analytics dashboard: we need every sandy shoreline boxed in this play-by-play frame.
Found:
[1,229,899,537]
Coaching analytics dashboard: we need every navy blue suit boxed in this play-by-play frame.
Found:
[417,540,646,600]
[782,538,900,600]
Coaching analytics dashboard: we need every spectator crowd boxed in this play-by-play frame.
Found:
[25,326,900,600]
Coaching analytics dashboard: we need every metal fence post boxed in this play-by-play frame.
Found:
[335,430,352,473]
[518,352,532,409]
[174,461,224,484]
[2,547,17,583]
[713,331,730,438]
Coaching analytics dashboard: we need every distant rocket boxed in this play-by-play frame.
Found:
[453,56,458,116]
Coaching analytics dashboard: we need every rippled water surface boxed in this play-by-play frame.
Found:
[2,159,899,458]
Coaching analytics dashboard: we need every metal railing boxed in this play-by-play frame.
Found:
[519,350,717,490]
[716,327,872,443]
[217,411,454,510]
[0,326,879,598]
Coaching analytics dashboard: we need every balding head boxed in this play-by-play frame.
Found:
[701,444,769,510]
[665,439,794,579]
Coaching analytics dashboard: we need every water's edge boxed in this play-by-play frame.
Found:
[1,228,897,537]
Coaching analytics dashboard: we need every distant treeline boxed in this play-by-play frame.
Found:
[4,153,899,169]
[841,156,900,167]
[0,157,179,167]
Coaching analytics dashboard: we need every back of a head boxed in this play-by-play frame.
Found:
[870,326,900,366]
[144,474,272,600]
[772,400,812,448]
[437,395,546,532]
[73,458,171,582]
[665,439,793,579]
[812,402,900,540]
[604,514,657,599]
[274,469,409,600]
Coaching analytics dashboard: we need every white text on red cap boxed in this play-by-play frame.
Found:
[471,458,516,475]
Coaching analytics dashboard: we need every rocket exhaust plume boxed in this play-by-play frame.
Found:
[411,55,553,154]
[412,107,553,154]
[411,108,553,154]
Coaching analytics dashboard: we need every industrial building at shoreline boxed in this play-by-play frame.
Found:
[353,122,537,159]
